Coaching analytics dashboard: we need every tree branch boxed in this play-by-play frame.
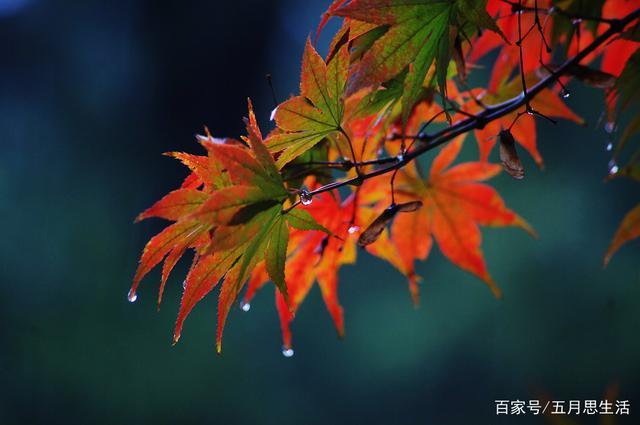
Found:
[499,0,620,25]
[304,7,640,199]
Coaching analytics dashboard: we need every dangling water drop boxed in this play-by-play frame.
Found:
[240,301,251,312]
[605,121,615,134]
[270,106,278,121]
[606,142,613,152]
[348,225,360,234]
[396,153,404,162]
[608,159,619,175]
[561,89,571,99]
[127,289,138,303]
[299,190,312,206]
[281,346,295,358]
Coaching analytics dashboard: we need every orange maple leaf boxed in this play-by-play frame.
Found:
[384,135,536,296]
[604,204,640,266]
[243,190,358,349]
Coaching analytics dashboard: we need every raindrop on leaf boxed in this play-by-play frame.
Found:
[348,225,360,234]
[299,190,313,206]
[127,289,138,303]
[282,346,295,358]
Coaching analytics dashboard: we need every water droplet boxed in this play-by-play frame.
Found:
[561,89,571,99]
[339,157,354,170]
[396,153,404,162]
[127,289,137,303]
[281,346,295,358]
[348,225,360,234]
[270,106,278,121]
[240,301,251,312]
[605,121,615,134]
[608,160,619,175]
[606,142,613,152]
[299,190,313,206]
[182,280,187,289]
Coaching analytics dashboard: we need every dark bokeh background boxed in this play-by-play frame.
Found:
[1,1,638,424]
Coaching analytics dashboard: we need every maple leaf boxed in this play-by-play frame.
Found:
[133,100,328,352]
[130,219,210,306]
[332,0,505,122]
[202,105,330,353]
[316,0,350,43]
[242,190,357,349]
[470,0,554,93]
[266,39,350,169]
[136,189,210,223]
[601,0,640,77]
[604,204,640,266]
[386,135,535,296]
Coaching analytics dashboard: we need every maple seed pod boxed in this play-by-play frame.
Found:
[567,64,616,89]
[358,201,423,247]
[499,130,524,180]
[453,35,466,82]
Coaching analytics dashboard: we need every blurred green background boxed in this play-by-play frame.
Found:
[1,1,638,424]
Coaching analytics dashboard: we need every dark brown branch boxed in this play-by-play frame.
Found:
[516,0,531,109]
[304,7,640,199]
[288,156,398,171]
[499,0,620,25]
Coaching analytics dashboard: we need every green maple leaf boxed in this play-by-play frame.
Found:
[134,100,330,352]
[332,0,505,123]
[267,39,350,169]
[211,206,331,353]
